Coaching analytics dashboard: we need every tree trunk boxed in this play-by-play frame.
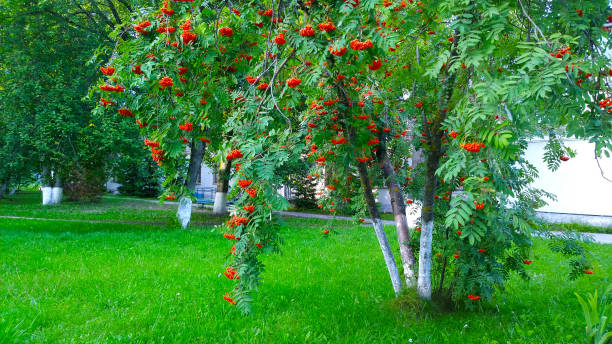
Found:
[178,140,206,229]
[177,196,193,229]
[333,77,402,296]
[417,129,443,300]
[51,173,63,205]
[185,141,205,190]
[357,160,403,296]
[376,147,418,288]
[41,165,53,205]
[417,31,459,300]
[213,159,232,216]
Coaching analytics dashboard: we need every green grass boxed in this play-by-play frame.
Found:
[0,192,221,225]
[0,193,610,343]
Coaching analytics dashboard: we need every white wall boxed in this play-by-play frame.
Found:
[198,164,216,188]
[525,139,612,216]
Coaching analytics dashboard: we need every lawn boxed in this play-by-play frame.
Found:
[0,193,610,343]
[0,192,220,225]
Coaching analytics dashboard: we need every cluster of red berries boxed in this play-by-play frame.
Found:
[99,84,125,92]
[318,21,337,32]
[156,25,175,34]
[350,39,373,50]
[224,267,239,279]
[131,64,143,75]
[299,25,316,36]
[178,122,193,131]
[287,77,301,88]
[226,149,243,161]
[238,179,253,188]
[100,66,115,76]
[180,19,197,44]
[227,216,249,228]
[462,142,485,152]
[473,201,485,210]
[550,46,570,58]
[160,1,174,16]
[329,46,347,56]
[368,59,382,71]
[246,75,259,85]
[117,108,134,117]
[330,137,347,145]
[245,188,257,197]
[159,76,173,88]
[99,98,115,107]
[274,32,286,45]
[223,293,237,305]
[133,20,151,34]
[219,27,233,37]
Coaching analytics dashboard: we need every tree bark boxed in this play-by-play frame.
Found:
[51,173,63,205]
[178,140,206,229]
[185,140,205,190]
[376,145,417,288]
[41,165,53,205]
[213,159,232,215]
[357,161,403,296]
[417,150,441,299]
[417,29,459,299]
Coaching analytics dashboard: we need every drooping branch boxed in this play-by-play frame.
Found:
[594,148,612,184]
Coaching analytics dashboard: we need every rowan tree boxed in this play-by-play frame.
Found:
[92,0,611,314]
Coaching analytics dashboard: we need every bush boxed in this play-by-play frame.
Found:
[64,167,106,202]
[116,157,162,198]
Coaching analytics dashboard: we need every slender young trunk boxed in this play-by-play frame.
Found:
[357,161,403,296]
[333,73,402,295]
[417,29,459,299]
[213,159,232,215]
[178,141,206,229]
[376,146,417,288]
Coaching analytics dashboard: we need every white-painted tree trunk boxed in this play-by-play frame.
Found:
[372,219,403,296]
[212,192,227,215]
[417,219,434,299]
[395,211,417,288]
[42,187,53,205]
[51,187,63,205]
[177,197,193,229]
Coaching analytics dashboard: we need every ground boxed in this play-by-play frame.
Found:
[0,192,610,343]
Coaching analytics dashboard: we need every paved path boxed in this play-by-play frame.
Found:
[277,211,612,245]
[0,215,221,227]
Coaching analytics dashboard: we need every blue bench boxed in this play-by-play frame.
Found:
[194,187,236,205]
[194,187,216,204]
